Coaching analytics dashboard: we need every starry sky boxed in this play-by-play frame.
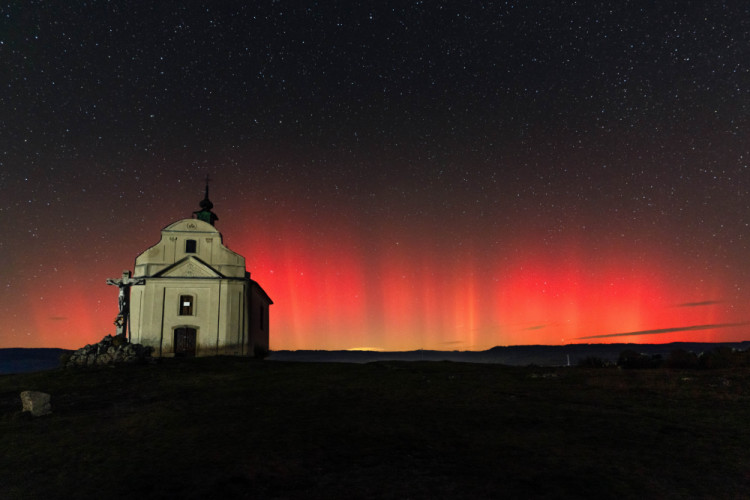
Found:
[3,1,750,351]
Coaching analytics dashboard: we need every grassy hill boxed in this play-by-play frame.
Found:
[2,357,750,498]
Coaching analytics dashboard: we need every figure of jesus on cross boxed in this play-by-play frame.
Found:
[106,270,145,340]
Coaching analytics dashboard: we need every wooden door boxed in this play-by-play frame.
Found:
[174,327,197,357]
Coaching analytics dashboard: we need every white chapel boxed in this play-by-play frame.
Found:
[127,187,272,358]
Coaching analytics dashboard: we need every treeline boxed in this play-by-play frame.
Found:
[578,346,750,369]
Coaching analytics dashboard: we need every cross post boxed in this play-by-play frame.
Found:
[106,270,145,340]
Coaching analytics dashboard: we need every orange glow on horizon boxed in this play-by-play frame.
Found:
[4,219,749,351]
[235,229,750,351]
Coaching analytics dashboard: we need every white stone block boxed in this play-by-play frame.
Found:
[20,391,52,416]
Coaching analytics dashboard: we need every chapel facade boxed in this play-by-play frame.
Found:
[127,188,272,358]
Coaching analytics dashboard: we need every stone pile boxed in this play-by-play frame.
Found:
[66,334,153,368]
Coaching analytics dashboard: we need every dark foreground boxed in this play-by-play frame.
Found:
[2,358,749,499]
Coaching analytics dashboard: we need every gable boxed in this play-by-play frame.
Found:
[134,218,246,278]
[155,257,223,278]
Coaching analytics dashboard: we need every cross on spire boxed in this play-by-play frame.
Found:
[204,174,212,198]
[193,175,219,225]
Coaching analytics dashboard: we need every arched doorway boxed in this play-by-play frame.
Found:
[174,327,197,357]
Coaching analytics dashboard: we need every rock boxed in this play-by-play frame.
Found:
[20,391,52,416]
[97,353,112,365]
[65,334,152,369]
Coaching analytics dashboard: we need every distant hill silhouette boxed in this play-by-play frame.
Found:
[3,342,750,374]
[268,341,750,366]
[0,348,70,375]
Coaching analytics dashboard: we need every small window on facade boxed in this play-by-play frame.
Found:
[185,239,197,253]
[180,295,194,315]
[259,306,265,331]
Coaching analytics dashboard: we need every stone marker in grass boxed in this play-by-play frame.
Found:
[20,391,51,417]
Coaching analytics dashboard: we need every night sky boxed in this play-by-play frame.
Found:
[4,2,750,351]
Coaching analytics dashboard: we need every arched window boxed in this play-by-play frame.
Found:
[185,239,197,253]
[179,295,194,316]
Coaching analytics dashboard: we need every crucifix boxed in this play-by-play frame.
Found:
[106,270,145,340]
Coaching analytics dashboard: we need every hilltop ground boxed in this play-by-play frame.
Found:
[2,357,750,499]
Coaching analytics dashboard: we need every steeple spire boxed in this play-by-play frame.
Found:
[193,175,218,225]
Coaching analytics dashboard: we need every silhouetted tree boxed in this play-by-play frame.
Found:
[699,346,736,369]
[618,350,662,369]
[665,349,699,369]
[577,356,608,368]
